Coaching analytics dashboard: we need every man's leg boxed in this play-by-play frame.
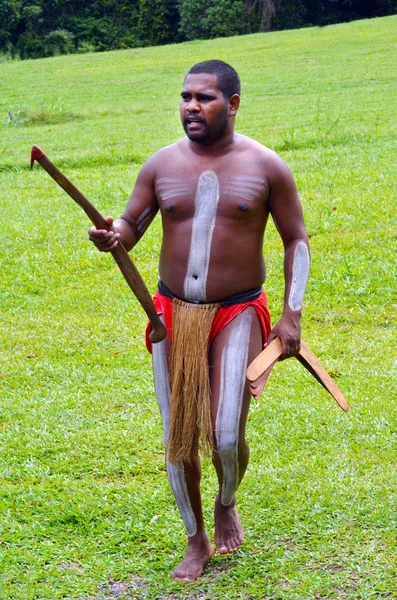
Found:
[209,307,263,554]
[152,319,214,581]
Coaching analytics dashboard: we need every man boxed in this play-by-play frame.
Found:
[89,60,309,582]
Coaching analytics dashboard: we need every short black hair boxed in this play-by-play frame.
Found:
[186,60,241,99]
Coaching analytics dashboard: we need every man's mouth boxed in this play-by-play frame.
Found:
[186,116,204,125]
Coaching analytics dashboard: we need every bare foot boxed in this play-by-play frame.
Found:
[172,531,214,582]
[214,494,244,554]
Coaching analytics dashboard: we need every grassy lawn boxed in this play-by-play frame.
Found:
[1,15,397,600]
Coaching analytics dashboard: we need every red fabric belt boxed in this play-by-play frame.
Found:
[145,290,272,354]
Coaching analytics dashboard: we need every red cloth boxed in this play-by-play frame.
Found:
[145,290,272,354]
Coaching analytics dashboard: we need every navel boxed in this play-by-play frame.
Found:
[183,170,220,301]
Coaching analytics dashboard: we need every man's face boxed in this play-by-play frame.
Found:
[180,73,230,144]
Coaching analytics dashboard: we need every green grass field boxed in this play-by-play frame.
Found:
[1,15,397,600]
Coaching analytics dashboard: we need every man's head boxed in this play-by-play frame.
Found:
[180,60,241,144]
[186,60,241,100]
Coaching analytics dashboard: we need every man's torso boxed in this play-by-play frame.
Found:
[148,134,276,302]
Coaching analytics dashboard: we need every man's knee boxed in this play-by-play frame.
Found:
[216,433,238,463]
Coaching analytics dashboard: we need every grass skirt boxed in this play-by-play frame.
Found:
[167,299,219,464]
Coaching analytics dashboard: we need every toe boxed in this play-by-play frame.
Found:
[224,541,234,553]
[173,568,199,582]
[228,537,242,553]
[229,541,238,553]
[217,542,229,554]
[231,539,239,551]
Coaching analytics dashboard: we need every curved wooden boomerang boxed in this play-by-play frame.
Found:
[246,338,349,412]
[30,145,167,344]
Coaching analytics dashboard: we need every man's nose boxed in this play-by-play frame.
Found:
[186,97,200,112]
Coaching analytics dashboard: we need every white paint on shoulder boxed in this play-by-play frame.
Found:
[184,170,220,301]
[288,241,310,312]
[215,310,252,506]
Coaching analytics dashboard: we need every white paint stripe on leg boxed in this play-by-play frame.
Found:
[288,241,310,311]
[152,336,171,447]
[152,325,197,536]
[167,462,197,537]
[184,171,220,301]
[215,311,252,506]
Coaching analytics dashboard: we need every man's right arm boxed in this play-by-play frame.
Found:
[88,158,159,253]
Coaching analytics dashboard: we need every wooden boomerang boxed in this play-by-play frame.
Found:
[246,338,349,412]
[30,145,167,344]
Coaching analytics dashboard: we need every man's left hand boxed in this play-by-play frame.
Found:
[265,313,301,360]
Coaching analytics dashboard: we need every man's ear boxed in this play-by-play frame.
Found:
[228,94,240,117]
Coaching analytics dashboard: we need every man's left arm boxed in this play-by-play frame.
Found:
[266,155,310,359]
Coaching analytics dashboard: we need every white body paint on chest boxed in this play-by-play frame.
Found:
[288,241,310,311]
[184,170,220,301]
[152,330,197,536]
[215,310,252,506]
[156,177,190,202]
[223,175,266,202]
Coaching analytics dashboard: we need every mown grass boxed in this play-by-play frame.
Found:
[1,15,396,600]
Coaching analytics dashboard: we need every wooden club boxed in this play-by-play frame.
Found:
[30,145,167,344]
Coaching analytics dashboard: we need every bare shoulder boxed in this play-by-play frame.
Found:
[142,139,185,175]
[236,133,293,181]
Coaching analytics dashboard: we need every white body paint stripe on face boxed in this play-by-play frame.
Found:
[288,241,310,312]
[215,311,252,506]
[152,326,197,536]
[184,170,220,301]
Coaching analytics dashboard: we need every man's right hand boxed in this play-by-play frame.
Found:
[88,216,120,252]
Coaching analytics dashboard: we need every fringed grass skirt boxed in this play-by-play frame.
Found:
[167,299,219,464]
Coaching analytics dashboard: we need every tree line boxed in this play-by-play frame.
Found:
[1,0,396,60]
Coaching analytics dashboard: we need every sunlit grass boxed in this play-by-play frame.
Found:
[0,15,396,600]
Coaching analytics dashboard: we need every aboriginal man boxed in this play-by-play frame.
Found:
[89,60,310,582]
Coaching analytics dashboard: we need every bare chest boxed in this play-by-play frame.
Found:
[154,170,269,221]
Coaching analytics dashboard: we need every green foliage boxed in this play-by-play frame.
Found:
[138,0,171,46]
[43,29,74,56]
[0,0,19,52]
[179,0,247,40]
[1,0,397,60]
[273,0,306,29]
